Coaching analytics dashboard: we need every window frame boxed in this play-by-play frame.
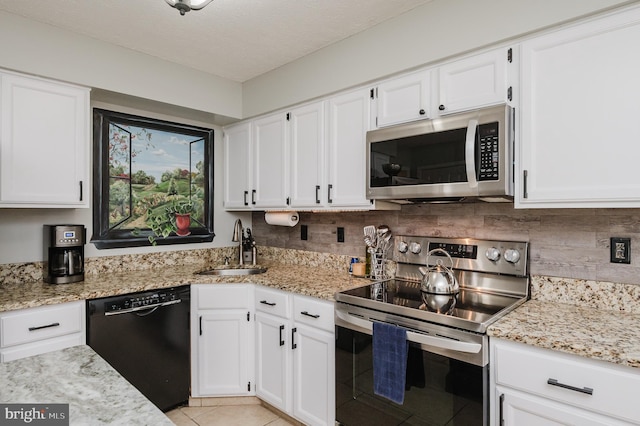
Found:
[91,108,215,249]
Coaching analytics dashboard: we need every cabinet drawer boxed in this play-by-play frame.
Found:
[255,287,290,318]
[0,301,84,348]
[196,284,251,310]
[494,340,640,423]
[293,295,334,332]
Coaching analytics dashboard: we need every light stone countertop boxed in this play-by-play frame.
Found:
[0,262,371,313]
[487,299,640,369]
[2,258,640,371]
[0,345,173,425]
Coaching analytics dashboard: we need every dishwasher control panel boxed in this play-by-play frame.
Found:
[104,288,182,314]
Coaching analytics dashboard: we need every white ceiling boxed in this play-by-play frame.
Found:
[0,0,433,83]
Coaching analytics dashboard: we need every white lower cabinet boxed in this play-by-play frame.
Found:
[491,339,640,425]
[0,301,85,363]
[255,286,335,426]
[191,284,255,397]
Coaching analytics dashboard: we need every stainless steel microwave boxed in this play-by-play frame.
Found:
[366,104,514,203]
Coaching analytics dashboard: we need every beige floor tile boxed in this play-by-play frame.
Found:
[180,406,217,419]
[191,404,279,426]
[265,418,296,426]
[165,408,198,426]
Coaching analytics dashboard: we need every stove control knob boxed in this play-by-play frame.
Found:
[409,242,422,254]
[397,241,408,253]
[504,249,521,264]
[485,247,501,261]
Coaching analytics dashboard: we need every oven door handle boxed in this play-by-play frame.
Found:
[465,119,478,189]
[336,310,482,354]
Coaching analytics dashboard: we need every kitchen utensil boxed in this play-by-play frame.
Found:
[418,248,459,295]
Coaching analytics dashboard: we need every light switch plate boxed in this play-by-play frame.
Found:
[610,237,631,264]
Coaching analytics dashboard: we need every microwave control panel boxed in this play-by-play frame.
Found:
[478,122,499,181]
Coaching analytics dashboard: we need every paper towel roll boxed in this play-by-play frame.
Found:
[265,212,299,227]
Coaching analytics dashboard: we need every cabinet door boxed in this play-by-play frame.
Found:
[497,388,632,426]
[197,310,252,396]
[289,101,325,208]
[292,323,335,426]
[253,113,289,209]
[255,312,291,413]
[0,72,89,207]
[326,88,372,208]
[376,70,430,127]
[437,48,509,115]
[223,122,252,209]
[517,8,640,208]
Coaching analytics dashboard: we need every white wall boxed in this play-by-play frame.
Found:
[0,99,251,264]
[242,0,633,117]
[0,11,242,122]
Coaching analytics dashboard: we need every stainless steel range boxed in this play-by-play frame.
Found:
[334,236,529,426]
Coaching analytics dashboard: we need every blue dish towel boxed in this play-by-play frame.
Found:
[372,321,408,405]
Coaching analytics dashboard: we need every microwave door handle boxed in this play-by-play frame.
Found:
[335,311,481,354]
[465,119,478,189]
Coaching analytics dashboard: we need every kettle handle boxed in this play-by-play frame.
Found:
[426,248,454,269]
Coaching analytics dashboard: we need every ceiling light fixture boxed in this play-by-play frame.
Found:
[165,0,214,16]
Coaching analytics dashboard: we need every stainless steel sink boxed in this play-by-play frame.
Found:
[197,266,267,276]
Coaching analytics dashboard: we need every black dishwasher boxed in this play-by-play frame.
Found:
[87,285,190,412]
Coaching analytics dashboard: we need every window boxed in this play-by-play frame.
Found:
[91,109,215,249]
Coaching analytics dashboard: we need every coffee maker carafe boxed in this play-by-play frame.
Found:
[43,225,86,284]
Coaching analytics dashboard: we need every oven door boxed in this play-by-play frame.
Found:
[335,306,488,426]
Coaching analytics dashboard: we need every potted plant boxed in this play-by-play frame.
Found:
[146,198,194,245]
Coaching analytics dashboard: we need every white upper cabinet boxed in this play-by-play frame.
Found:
[223,114,288,210]
[0,71,89,208]
[289,101,325,208]
[436,47,513,115]
[375,70,430,127]
[223,122,252,209]
[253,113,288,209]
[326,88,372,208]
[517,6,640,208]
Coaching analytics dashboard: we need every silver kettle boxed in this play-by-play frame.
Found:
[418,248,459,295]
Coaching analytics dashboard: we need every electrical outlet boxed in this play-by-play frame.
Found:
[337,227,345,243]
[610,237,631,264]
[301,225,308,241]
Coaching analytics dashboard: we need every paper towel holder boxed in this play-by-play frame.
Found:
[264,211,300,227]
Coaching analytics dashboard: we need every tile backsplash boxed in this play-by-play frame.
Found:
[252,203,640,286]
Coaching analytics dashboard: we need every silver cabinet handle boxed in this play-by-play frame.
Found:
[547,378,593,395]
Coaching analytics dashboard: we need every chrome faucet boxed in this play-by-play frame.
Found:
[232,219,244,265]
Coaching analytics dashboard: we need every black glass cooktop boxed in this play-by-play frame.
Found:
[336,279,524,331]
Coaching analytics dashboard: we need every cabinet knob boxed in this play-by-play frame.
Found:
[438,104,445,111]
[419,109,426,115]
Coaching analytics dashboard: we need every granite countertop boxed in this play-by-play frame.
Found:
[0,345,173,425]
[0,262,370,313]
[487,299,640,369]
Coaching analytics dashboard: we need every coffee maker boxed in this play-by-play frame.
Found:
[43,225,86,284]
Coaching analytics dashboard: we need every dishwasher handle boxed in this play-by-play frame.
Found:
[104,299,182,316]
[336,310,481,354]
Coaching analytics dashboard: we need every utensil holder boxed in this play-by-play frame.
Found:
[371,252,387,280]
